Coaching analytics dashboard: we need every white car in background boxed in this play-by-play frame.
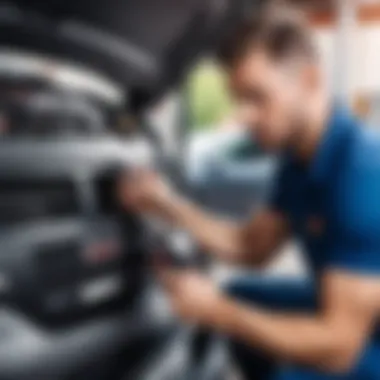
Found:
[187,128,278,219]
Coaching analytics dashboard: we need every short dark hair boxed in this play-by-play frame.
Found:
[217,5,316,68]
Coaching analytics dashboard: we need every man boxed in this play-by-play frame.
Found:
[120,6,380,380]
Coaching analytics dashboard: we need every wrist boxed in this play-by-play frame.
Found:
[162,191,185,218]
[207,294,239,332]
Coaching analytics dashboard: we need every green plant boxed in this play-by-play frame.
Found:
[187,62,232,130]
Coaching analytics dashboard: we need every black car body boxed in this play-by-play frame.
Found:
[0,1,263,379]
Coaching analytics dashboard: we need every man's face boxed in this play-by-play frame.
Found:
[228,50,313,151]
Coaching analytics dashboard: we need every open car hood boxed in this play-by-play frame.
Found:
[0,0,258,111]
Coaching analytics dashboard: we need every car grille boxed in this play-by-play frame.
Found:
[0,179,79,226]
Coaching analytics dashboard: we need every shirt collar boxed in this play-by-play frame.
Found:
[309,104,356,184]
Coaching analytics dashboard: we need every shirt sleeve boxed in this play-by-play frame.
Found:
[325,155,380,274]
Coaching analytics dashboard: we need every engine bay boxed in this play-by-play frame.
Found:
[0,85,173,379]
[0,0,258,378]
[0,72,204,380]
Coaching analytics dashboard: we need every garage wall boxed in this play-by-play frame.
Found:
[314,13,380,118]
[354,25,380,93]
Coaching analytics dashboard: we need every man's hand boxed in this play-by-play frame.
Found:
[158,269,223,325]
[118,168,175,213]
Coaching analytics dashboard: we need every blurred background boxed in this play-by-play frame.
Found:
[0,1,379,379]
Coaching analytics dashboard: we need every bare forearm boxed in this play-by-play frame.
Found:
[161,194,245,262]
[212,297,356,371]
[120,169,284,265]
[159,195,287,266]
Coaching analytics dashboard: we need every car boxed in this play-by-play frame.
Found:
[187,128,278,219]
[0,1,261,379]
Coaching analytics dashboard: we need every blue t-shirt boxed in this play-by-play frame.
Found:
[271,106,380,275]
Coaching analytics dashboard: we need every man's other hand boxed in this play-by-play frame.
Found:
[158,269,223,325]
[118,168,175,213]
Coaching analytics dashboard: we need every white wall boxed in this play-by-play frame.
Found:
[315,23,380,99]
[315,28,337,94]
[356,25,380,93]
